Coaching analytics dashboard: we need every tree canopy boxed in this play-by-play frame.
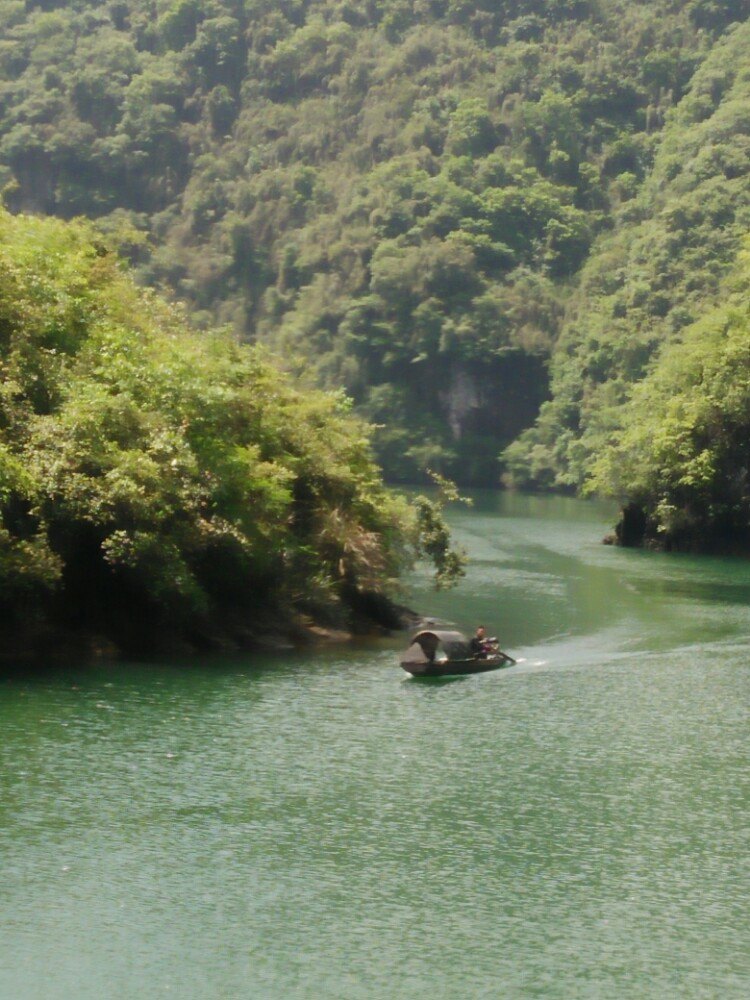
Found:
[0,208,461,655]
[2,0,735,483]
[585,243,750,551]
[505,19,750,499]
[4,1,750,549]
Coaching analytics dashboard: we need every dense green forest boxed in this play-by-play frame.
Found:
[3,0,743,486]
[3,0,750,550]
[586,243,750,551]
[506,19,750,488]
[0,209,463,657]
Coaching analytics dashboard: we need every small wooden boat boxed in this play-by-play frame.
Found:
[400,629,515,678]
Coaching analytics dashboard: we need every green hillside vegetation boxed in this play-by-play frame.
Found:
[586,243,750,551]
[506,18,750,495]
[1,0,733,484]
[0,209,458,659]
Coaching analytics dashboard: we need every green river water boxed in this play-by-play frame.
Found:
[1,493,748,999]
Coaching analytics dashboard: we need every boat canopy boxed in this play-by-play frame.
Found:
[400,629,471,666]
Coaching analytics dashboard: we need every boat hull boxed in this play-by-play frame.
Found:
[401,655,513,678]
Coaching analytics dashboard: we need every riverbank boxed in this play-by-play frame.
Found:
[0,211,462,669]
[0,594,419,668]
[606,502,750,555]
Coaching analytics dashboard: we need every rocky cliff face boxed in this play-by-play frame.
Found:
[435,353,550,484]
[444,368,482,441]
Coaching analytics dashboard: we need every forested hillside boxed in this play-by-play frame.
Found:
[0,208,461,658]
[506,18,750,493]
[3,0,740,484]
[586,241,750,552]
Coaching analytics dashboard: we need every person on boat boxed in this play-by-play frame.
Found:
[470,626,493,659]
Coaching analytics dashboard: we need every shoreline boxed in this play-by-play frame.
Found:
[0,600,420,670]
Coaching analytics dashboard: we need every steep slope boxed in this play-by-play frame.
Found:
[506,19,750,491]
[1,0,731,482]
[586,242,750,551]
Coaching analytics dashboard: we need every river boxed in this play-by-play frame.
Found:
[1,493,748,999]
